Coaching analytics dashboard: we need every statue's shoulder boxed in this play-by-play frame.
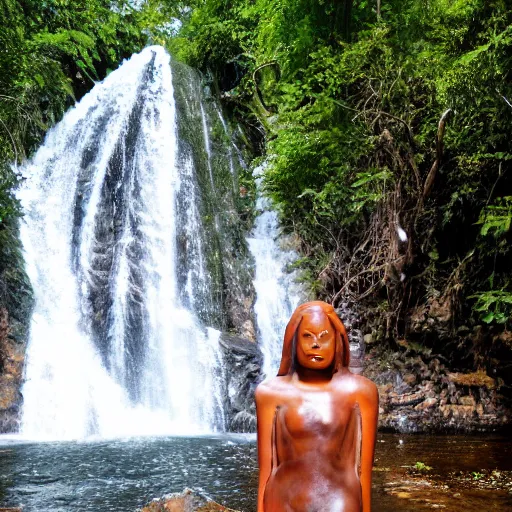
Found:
[255,376,291,402]
[334,371,378,402]
[352,372,377,389]
[349,373,378,406]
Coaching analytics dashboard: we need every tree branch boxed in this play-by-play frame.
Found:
[423,108,452,198]
[252,61,280,115]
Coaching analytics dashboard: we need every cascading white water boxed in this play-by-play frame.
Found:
[18,46,227,440]
[247,166,305,378]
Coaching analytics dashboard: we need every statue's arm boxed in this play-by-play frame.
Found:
[255,384,276,512]
[358,378,379,512]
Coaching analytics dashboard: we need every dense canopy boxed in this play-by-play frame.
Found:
[1,1,511,380]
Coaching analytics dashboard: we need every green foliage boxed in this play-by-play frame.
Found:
[176,0,512,349]
[414,461,433,473]
[477,197,512,238]
[472,196,512,325]
[470,290,512,325]
[1,0,511,358]
[351,168,392,213]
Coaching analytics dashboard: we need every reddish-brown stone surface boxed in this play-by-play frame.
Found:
[140,489,239,512]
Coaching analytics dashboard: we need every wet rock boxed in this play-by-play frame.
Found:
[378,383,393,394]
[428,297,452,324]
[378,449,512,511]
[448,468,512,492]
[219,333,263,433]
[415,397,438,411]
[440,405,474,419]
[458,395,476,407]
[0,309,25,434]
[364,344,511,433]
[240,319,255,341]
[230,410,256,432]
[403,373,417,386]
[139,488,239,512]
[389,390,425,408]
[448,370,495,389]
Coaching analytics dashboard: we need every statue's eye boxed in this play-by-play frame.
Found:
[303,333,312,338]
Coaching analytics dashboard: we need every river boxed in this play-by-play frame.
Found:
[0,433,510,511]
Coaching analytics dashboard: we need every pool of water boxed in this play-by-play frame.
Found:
[0,435,257,511]
[373,433,512,512]
[0,433,510,511]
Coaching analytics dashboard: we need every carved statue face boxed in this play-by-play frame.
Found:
[296,310,336,371]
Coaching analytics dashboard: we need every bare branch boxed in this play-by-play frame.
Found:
[423,108,452,198]
[252,61,280,115]
[496,88,512,109]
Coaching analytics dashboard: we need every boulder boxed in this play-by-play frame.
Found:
[139,488,239,512]
[218,333,263,433]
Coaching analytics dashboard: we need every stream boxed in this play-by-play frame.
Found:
[0,433,510,511]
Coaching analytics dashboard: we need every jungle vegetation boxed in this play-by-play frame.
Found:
[171,0,512,375]
[0,1,511,376]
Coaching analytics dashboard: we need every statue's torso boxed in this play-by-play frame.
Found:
[263,377,362,512]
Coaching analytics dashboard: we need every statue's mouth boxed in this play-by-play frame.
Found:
[308,355,324,362]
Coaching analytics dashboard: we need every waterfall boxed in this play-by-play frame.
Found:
[247,166,305,378]
[17,46,236,440]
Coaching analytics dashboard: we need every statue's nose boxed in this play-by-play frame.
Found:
[312,341,320,349]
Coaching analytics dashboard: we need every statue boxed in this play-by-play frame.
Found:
[255,301,379,512]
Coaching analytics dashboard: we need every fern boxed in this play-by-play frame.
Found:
[477,197,512,238]
[470,290,512,325]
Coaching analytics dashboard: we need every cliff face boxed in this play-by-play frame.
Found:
[0,221,33,433]
[0,309,26,432]
[219,333,262,433]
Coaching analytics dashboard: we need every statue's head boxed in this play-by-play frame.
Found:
[277,301,350,376]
